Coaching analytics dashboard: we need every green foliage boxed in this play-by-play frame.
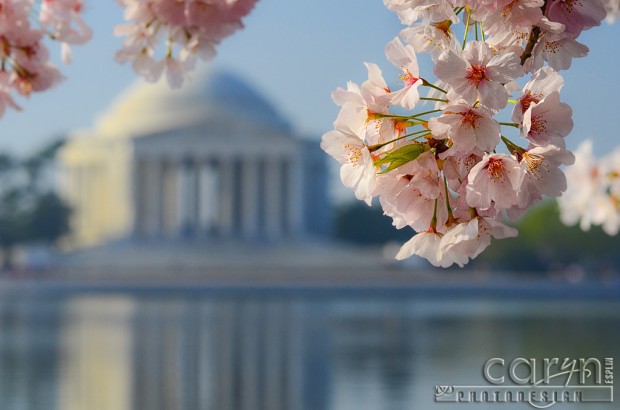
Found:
[473,200,620,272]
[0,188,30,249]
[0,138,71,254]
[376,143,425,174]
[29,193,72,243]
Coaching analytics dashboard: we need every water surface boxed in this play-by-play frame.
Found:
[0,283,617,409]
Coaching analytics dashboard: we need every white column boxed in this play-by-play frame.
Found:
[162,162,180,237]
[264,303,283,410]
[190,161,200,234]
[286,303,305,410]
[218,158,234,236]
[199,161,217,234]
[176,161,189,237]
[75,166,84,239]
[241,303,259,410]
[68,166,80,239]
[241,157,259,239]
[80,166,90,241]
[265,157,282,240]
[216,303,235,410]
[145,159,163,238]
[132,158,145,237]
[286,155,304,236]
[178,160,197,237]
[91,165,103,240]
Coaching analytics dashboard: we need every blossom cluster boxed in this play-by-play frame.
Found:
[321,1,615,268]
[115,0,257,88]
[605,0,620,23]
[0,0,91,117]
[558,140,620,236]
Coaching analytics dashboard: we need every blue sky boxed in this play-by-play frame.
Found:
[2,0,620,158]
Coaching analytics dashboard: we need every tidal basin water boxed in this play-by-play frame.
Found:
[0,281,618,410]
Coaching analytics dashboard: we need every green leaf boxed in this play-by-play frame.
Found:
[376,144,425,174]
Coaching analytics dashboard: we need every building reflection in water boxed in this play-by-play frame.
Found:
[57,297,317,410]
[59,297,135,410]
[0,295,618,410]
[0,299,61,409]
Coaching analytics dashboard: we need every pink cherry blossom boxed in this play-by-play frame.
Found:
[482,0,544,36]
[385,37,423,110]
[332,63,395,145]
[559,140,620,236]
[527,24,589,71]
[384,0,458,25]
[321,0,614,267]
[378,152,449,232]
[521,91,573,147]
[434,41,523,111]
[605,0,620,22]
[516,144,575,208]
[399,21,458,57]
[546,0,607,35]
[321,128,377,205]
[396,230,443,264]
[440,217,518,267]
[115,0,258,87]
[428,104,500,154]
[466,153,523,210]
[513,66,564,124]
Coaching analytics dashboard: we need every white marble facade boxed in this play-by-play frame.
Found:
[58,70,328,248]
[131,131,304,241]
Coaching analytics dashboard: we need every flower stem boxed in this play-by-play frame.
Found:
[499,122,520,128]
[420,97,448,103]
[501,135,525,156]
[431,198,438,231]
[410,132,432,141]
[368,128,429,152]
[422,79,448,94]
[462,11,472,50]
[409,108,443,119]
[443,177,455,222]
[368,134,410,152]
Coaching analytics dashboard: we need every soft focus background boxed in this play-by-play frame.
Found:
[0,1,618,409]
[4,1,620,157]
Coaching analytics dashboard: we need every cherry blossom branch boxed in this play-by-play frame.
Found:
[114,0,258,88]
[520,26,541,66]
[322,0,616,268]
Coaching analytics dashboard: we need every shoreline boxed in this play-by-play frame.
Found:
[0,272,618,301]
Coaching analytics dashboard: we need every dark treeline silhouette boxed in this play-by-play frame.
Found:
[0,138,71,271]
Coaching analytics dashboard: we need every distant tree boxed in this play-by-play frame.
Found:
[29,192,72,243]
[0,188,30,270]
[23,138,65,192]
[333,201,411,245]
[472,201,620,274]
[0,138,71,271]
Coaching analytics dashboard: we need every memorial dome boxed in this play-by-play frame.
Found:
[94,68,291,139]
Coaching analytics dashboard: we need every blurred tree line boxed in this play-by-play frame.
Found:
[473,201,620,273]
[0,139,71,270]
[333,200,620,273]
[332,202,412,245]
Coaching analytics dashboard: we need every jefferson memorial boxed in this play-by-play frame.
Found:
[58,69,330,249]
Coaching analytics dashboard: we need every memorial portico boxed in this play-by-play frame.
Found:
[131,150,303,240]
[57,69,328,248]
